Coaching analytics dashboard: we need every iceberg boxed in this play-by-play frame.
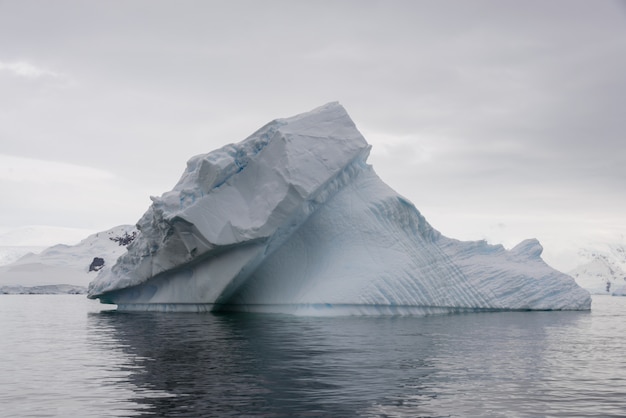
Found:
[88,102,591,314]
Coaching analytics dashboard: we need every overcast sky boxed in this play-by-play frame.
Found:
[1,0,625,270]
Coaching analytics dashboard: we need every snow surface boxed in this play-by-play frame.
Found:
[88,102,591,314]
[569,243,626,295]
[0,225,134,294]
[612,286,626,297]
[0,246,46,266]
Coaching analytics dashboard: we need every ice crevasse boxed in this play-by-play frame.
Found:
[88,102,591,314]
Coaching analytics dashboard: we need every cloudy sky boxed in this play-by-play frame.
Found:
[1,0,625,270]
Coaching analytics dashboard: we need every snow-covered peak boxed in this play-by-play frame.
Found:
[0,225,135,291]
[152,101,364,217]
[569,242,626,295]
[274,102,360,138]
[511,239,543,259]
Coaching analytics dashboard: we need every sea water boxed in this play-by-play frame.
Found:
[0,295,625,417]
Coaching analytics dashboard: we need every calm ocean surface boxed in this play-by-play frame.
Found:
[1,295,625,417]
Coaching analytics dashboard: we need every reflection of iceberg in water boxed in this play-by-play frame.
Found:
[88,311,438,416]
[87,309,590,417]
[88,103,590,314]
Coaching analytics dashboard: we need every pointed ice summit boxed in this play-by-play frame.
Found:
[88,103,591,314]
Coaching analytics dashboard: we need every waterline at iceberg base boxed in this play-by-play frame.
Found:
[88,103,591,314]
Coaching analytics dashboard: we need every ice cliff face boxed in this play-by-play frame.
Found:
[88,103,591,314]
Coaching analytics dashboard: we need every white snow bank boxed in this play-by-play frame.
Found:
[612,286,626,297]
[569,243,626,295]
[88,103,591,314]
[0,225,135,293]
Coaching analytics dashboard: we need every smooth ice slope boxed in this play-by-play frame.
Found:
[88,103,591,314]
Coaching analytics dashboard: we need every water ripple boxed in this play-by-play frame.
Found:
[1,295,625,417]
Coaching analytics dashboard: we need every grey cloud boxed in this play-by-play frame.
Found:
[0,0,624,258]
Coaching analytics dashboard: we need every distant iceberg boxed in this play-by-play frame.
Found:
[88,103,591,314]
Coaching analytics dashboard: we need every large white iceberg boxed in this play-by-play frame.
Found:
[88,103,591,314]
